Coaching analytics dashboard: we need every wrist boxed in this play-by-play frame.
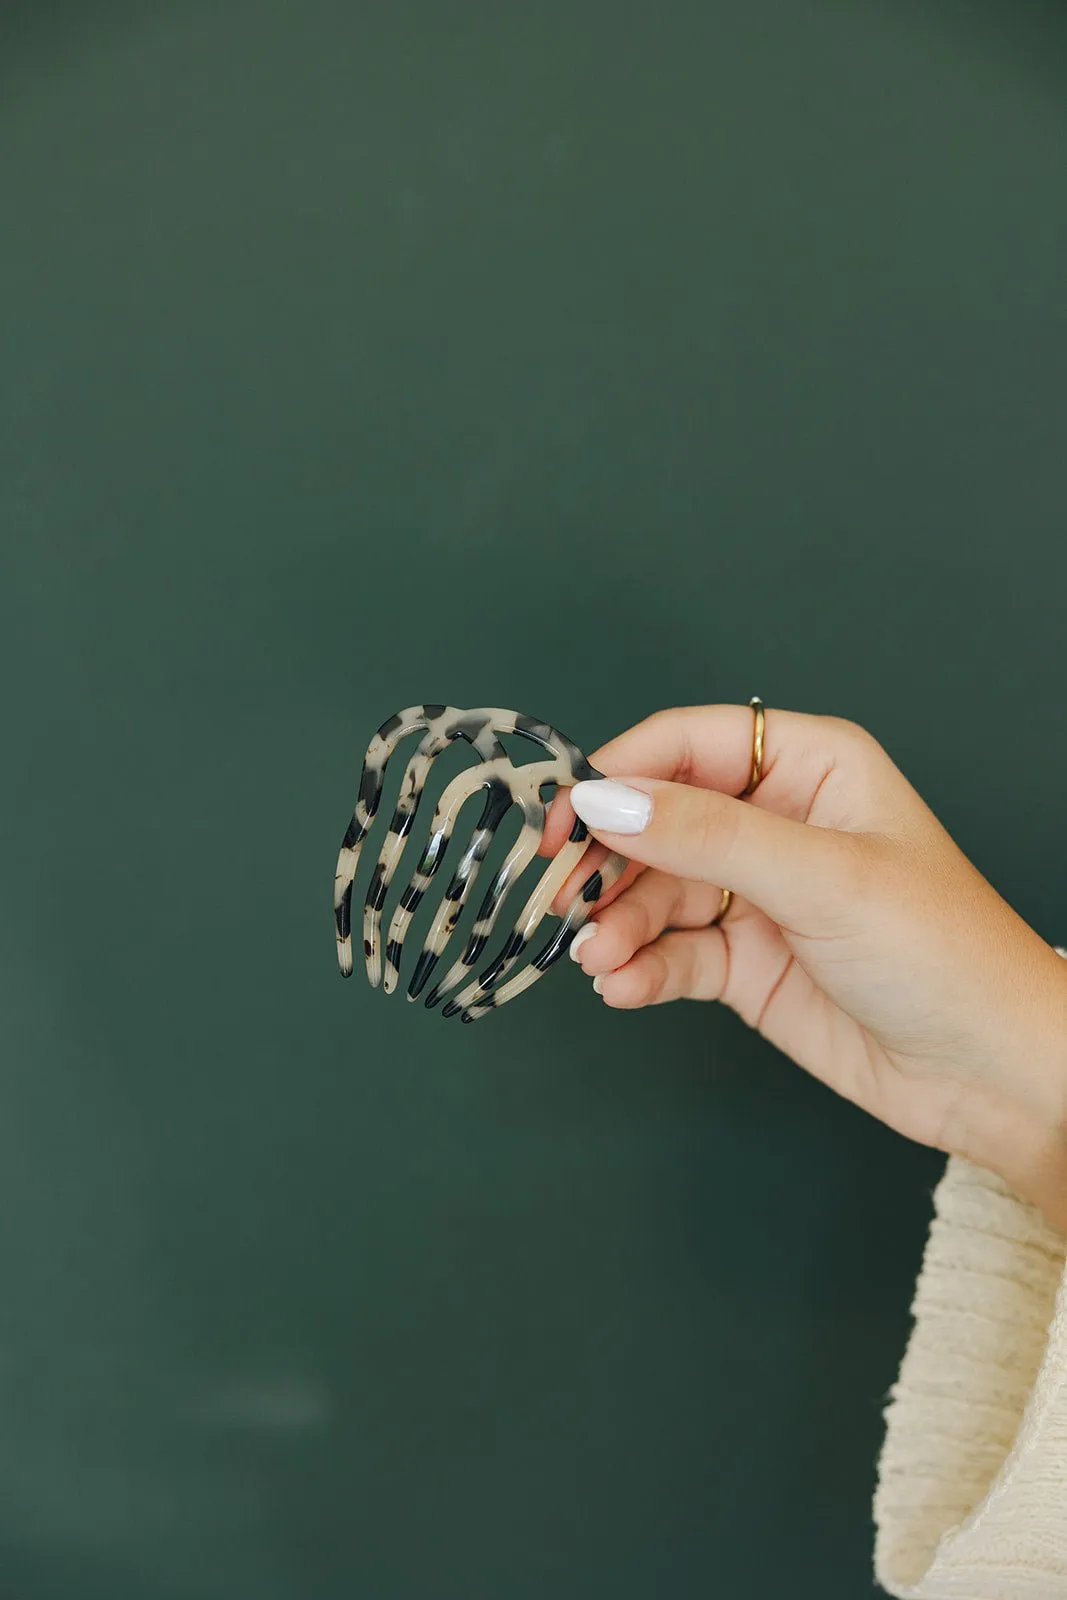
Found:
[961,943,1067,1232]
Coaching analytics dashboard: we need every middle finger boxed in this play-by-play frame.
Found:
[569,870,725,977]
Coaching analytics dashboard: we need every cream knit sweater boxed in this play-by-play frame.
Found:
[873,947,1067,1597]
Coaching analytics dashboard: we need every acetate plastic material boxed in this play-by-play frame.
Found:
[333,705,628,1022]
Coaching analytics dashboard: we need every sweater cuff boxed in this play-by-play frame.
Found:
[874,1154,1067,1597]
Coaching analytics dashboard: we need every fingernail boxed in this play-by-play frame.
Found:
[570,779,652,836]
[570,924,598,963]
[592,975,604,995]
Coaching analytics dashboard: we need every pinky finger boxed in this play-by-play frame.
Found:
[595,927,728,1009]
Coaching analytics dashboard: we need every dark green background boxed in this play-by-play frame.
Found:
[2,2,1065,1596]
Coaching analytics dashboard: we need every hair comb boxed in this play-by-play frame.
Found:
[333,704,628,1022]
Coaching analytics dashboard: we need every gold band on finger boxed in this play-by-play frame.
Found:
[743,695,765,797]
[710,696,765,927]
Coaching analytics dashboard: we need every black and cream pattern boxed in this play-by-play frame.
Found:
[334,705,627,1022]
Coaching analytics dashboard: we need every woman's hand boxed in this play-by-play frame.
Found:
[542,704,1067,1230]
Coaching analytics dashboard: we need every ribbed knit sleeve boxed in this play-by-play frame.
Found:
[874,950,1067,1597]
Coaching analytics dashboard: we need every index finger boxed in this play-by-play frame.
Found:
[540,702,767,858]
[592,702,772,792]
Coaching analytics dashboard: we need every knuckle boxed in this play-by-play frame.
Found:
[630,894,656,951]
[592,905,633,969]
[636,948,668,1005]
[822,715,885,766]
[672,936,698,999]
[823,714,872,747]
[591,931,625,976]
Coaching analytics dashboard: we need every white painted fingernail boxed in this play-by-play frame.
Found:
[570,779,652,835]
[592,975,604,995]
[570,924,598,963]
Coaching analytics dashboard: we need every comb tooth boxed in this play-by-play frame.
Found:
[335,807,373,978]
[441,832,593,1018]
[334,707,436,977]
[361,741,442,988]
[391,834,483,998]
[384,783,506,996]
[388,777,511,998]
[394,830,491,995]
[417,803,544,1005]
[440,929,526,1018]
[365,722,513,991]
[459,851,628,1022]
[371,761,510,990]
[409,946,441,1004]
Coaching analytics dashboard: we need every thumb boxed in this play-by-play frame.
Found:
[569,777,862,931]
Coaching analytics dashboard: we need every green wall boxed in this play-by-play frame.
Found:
[2,3,1066,1595]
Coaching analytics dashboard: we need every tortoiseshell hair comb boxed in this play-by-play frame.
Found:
[333,704,629,1022]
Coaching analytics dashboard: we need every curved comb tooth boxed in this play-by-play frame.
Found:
[382,771,514,995]
[368,758,510,988]
[334,706,449,977]
[440,832,594,1018]
[416,799,544,1005]
[361,734,448,988]
[362,714,516,988]
[459,851,628,1022]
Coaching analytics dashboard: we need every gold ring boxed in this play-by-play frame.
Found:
[710,696,765,927]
